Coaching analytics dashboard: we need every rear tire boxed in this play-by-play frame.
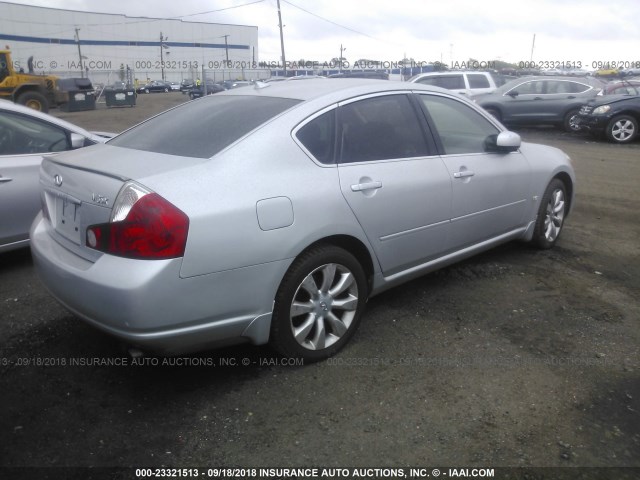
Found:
[563,108,580,132]
[270,245,368,362]
[16,91,49,113]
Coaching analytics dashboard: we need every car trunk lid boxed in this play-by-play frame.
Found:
[39,144,206,261]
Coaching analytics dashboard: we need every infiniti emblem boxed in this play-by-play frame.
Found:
[54,174,63,187]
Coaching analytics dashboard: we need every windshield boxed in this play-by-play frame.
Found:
[110,95,301,158]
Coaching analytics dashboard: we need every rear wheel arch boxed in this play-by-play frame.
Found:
[296,235,376,289]
[269,240,372,361]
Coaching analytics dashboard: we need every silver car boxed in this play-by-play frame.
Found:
[31,80,575,361]
[0,100,113,252]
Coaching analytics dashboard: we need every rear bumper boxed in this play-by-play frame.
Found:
[30,214,291,354]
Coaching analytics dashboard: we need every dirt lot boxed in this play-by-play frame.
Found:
[0,92,638,479]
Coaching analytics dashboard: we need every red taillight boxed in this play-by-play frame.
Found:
[87,193,189,259]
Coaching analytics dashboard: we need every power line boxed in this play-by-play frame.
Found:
[177,0,265,19]
[280,0,385,42]
[0,1,266,28]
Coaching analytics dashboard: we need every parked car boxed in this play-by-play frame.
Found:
[169,82,180,91]
[329,71,389,80]
[136,80,172,93]
[621,67,640,77]
[222,80,253,88]
[30,80,575,361]
[594,68,619,78]
[409,71,504,97]
[0,100,113,252]
[180,79,195,93]
[475,76,604,132]
[564,68,591,77]
[575,94,640,143]
[600,79,640,96]
[188,81,225,99]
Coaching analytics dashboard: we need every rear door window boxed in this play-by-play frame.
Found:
[508,80,545,95]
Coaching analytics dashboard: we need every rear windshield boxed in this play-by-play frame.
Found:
[109,95,301,158]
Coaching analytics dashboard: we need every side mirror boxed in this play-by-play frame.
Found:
[484,131,521,153]
[70,133,86,149]
[507,90,519,98]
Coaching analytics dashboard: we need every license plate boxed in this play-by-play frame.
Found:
[55,196,82,244]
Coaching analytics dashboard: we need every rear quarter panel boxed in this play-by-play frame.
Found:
[133,114,376,280]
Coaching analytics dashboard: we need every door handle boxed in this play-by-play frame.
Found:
[0,176,13,183]
[567,95,576,99]
[453,170,475,179]
[351,181,382,192]
[533,97,543,100]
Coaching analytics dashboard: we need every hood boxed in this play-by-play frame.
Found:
[585,93,640,107]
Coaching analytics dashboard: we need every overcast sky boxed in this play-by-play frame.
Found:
[6,0,640,68]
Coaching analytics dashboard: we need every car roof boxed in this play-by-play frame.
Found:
[217,78,451,103]
[503,75,603,85]
[492,75,605,93]
[413,70,490,75]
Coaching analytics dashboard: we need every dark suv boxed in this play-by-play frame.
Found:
[475,76,604,132]
[575,95,640,143]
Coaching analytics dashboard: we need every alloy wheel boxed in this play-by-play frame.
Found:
[289,263,359,351]
[543,188,565,242]
[611,119,636,142]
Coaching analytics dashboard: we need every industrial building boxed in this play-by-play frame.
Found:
[0,1,259,85]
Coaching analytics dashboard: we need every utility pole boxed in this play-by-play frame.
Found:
[530,34,536,62]
[160,32,168,81]
[221,35,230,66]
[339,44,346,72]
[277,0,286,76]
[75,27,84,77]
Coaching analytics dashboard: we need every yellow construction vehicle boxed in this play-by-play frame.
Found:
[0,48,69,113]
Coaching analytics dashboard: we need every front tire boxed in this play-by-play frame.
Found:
[605,115,638,143]
[532,179,567,249]
[16,91,49,113]
[270,245,368,362]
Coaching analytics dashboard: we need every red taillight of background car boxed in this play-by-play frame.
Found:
[86,192,189,259]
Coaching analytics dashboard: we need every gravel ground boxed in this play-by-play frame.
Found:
[0,92,638,479]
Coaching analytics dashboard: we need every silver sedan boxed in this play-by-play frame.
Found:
[0,100,113,252]
[30,80,575,361]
